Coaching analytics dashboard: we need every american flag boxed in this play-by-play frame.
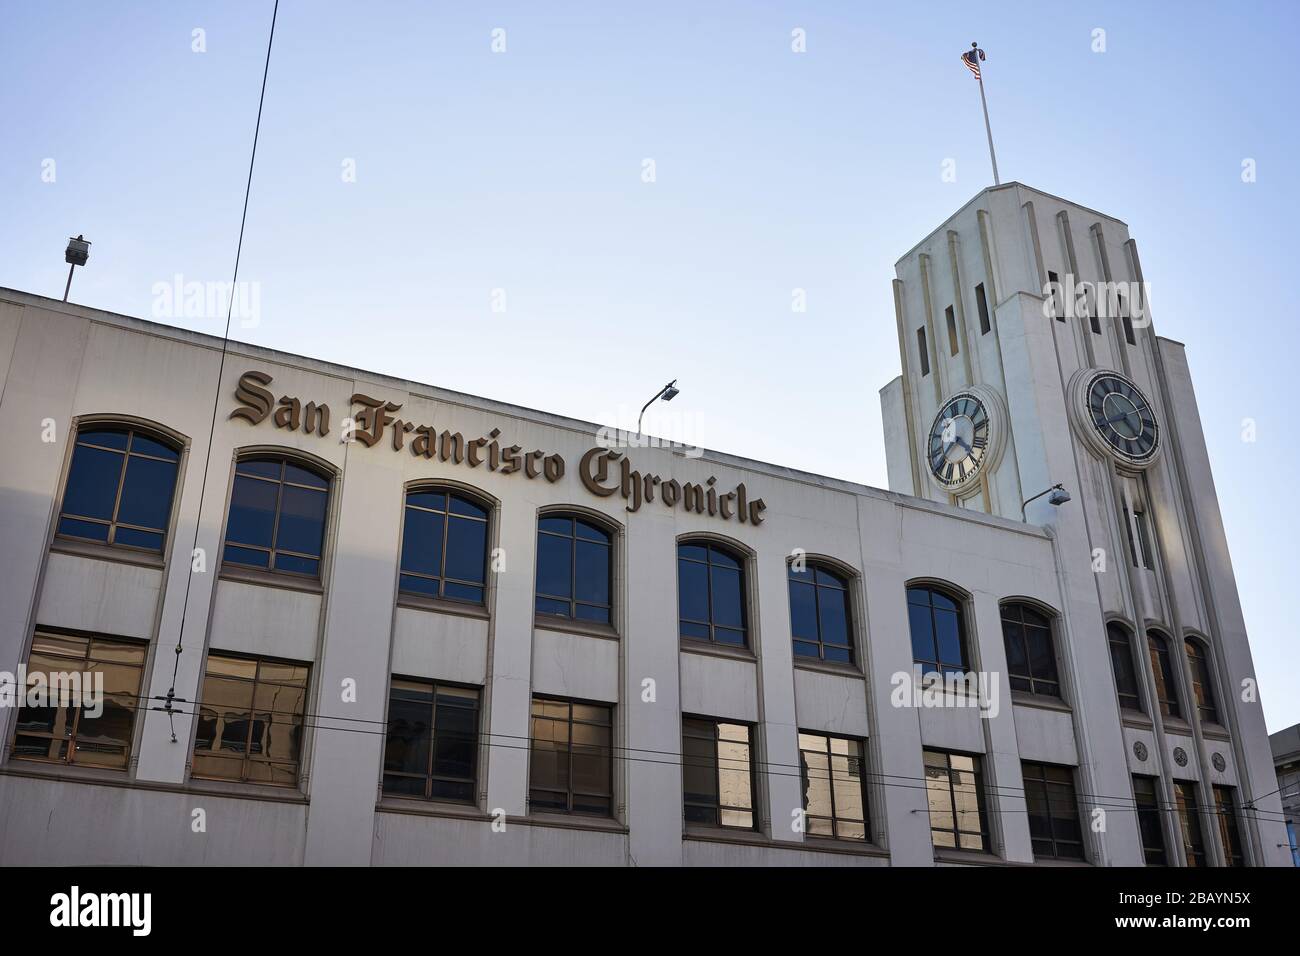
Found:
[962,46,986,80]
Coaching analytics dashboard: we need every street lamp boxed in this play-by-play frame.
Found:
[1021,483,1071,519]
[63,235,91,302]
[636,379,679,435]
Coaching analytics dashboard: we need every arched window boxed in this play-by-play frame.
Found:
[1147,630,1182,720]
[678,541,747,647]
[223,455,329,578]
[57,424,180,553]
[1107,623,1143,713]
[535,514,613,625]
[1000,602,1060,697]
[907,585,968,675]
[399,488,490,605]
[788,562,854,664]
[1184,637,1219,725]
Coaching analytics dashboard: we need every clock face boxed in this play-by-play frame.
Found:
[927,393,991,491]
[1086,372,1158,463]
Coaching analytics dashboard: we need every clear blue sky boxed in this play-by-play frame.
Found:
[3,1,1296,731]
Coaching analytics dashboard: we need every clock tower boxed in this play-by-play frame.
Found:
[880,182,1290,866]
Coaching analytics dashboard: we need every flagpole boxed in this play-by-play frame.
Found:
[972,42,1000,185]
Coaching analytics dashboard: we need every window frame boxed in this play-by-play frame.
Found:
[1132,774,1168,865]
[1184,636,1220,725]
[397,485,492,607]
[1147,630,1183,720]
[9,629,147,770]
[907,584,970,676]
[56,423,182,556]
[1174,781,1207,867]
[534,512,615,627]
[797,731,870,842]
[1107,622,1144,713]
[190,650,311,788]
[1212,785,1245,866]
[788,560,856,665]
[1021,760,1086,861]
[527,695,615,818]
[923,748,989,853]
[681,715,757,831]
[1000,601,1061,698]
[677,540,750,648]
[221,453,331,580]
[381,676,482,804]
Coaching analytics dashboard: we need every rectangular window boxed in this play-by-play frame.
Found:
[798,732,869,841]
[11,630,146,770]
[945,306,959,356]
[1047,271,1064,322]
[917,327,930,376]
[1119,291,1136,345]
[974,283,991,335]
[1088,287,1102,335]
[682,717,755,830]
[383,679,480,802]
[1133,774,1168,865]
[192,653,309,787]
[1133,509,1155,570]
[529,697,613,816]
[1175,781,1207,866]
[1021,761,1085,860]
[1213,785,1245,866]
[923,749,988,852]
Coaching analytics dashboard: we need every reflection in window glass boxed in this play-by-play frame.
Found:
[529,697,613,816]
[1185,638,1219,725]
[1175,781,1207,866]
[192,653,309,787]
[789,565,854,664]
[57,426,180,553]
[11,630,147,770]
[1147,632,1182,719]
[798,732,868,841]
[223,457,329,578]
[398,489,489,605]
[534,515,612,625]
[923,749,987,851]
[382,679,480,802]
[678,543,747,647]
[1108,623,1143,712]
[682,717,754,830]
[908,586,968,675]
[1021,761,1085,860]
[1213,785,1245,866]
[1001,603,1059,696]
[1132,775,1167,865]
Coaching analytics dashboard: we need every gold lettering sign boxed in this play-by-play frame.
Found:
[229,370,764,524]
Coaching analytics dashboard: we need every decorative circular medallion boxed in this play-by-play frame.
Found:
[1173,746,1189,767]
[1067,368,1161,468]
[1133,741,1148,761]
[925,386,1007,496]
[1212,752,1226,772]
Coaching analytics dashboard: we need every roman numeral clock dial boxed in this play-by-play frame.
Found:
[926,391,996,495]
[1071,369,1161,467]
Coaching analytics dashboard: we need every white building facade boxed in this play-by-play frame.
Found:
[0,184,1289,866]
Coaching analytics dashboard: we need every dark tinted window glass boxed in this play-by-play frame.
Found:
[975,283,991,335]
[223,457,328,578]
[1133,775,1167,865]
[382,680,480,802]
[58,426,180,554]
[534,515,612,625]
[1001,603,1059,697]
[1022,761,1085,860]
[1213,785,1245,866]
[917,327,930,376]
[1107,623,1143,712]
[1175,782,1207,867]
[908,586,968,675]
[788,564,854,664]
[399,488,490,605]
[678,543,749,647]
